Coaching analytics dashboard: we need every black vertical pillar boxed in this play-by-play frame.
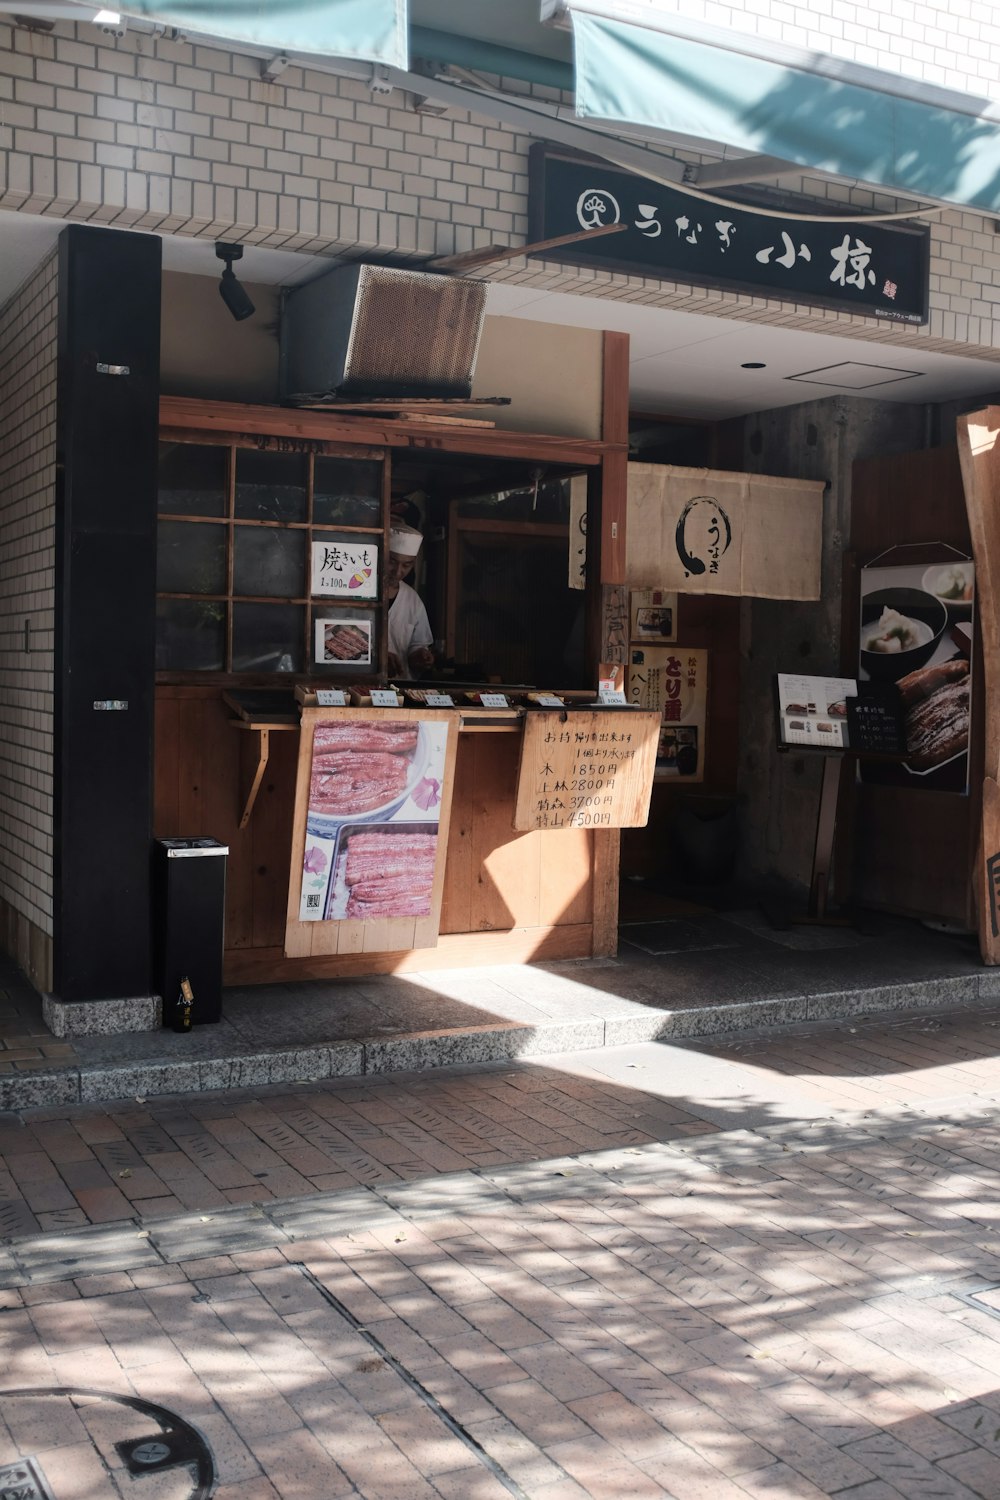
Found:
[54,225,161,1002]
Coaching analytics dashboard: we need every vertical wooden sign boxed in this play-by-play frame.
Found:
[957,409,1000,963]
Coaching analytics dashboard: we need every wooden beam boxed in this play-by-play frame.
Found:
[427,223,627,273]
[599,330,630,583]
[159,396,609,467]
[957,407,1000,963]
[591,830,621,957]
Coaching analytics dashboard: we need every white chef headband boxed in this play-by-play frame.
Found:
[389,522,423,558]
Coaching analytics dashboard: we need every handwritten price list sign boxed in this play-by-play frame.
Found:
[514,710,661,831]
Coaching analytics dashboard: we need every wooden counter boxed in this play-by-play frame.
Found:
[154,686,619,983]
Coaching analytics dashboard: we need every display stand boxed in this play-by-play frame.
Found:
[771,673,909,929]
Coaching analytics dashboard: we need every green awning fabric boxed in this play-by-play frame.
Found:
[571,12,1000,213]
[121,0,408,67]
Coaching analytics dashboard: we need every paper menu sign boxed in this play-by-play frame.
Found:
[628,646,708,781]
[777,674,856,748]
[311,540,378,598]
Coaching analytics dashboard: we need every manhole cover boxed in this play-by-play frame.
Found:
[0,1390,215,1498]
[117,1430,205,1476]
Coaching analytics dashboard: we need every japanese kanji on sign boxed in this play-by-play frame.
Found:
[628,646,709,781]
[514,710,661,831]
[310,539,379,599]
[529,147,929,324]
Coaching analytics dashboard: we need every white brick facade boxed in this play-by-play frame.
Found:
[2,18,1000,367]
[601,0,1000,97]
[0,247,56,990]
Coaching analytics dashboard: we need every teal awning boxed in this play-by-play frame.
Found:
[121,0,408,67]
[571,12,1000,213]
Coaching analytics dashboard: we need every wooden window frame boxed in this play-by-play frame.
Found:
[157,431,391,680]
[157,395,611,686]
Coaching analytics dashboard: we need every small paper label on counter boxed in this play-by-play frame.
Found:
[316,689,347,707]
[371,689,401,707]
[479,693,509,708]
[424,693,454,707]
[598,689,627,705]
[534,694,564,708]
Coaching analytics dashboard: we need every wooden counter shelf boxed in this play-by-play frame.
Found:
[157,683,617,981]
[229,704,525,830]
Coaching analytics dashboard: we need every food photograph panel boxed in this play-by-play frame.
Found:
[298,717,450,923]
[858,558,974,791]
[313,614,374,668]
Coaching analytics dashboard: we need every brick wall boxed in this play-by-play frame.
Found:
[0,249,56,992]
[2,17,1000,366]
[603,0,1000,97]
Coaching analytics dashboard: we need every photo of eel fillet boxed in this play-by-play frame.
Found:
[343,830,437,919]
[323,623,369,660]
[897,659,970,771]
[310,722,418,814]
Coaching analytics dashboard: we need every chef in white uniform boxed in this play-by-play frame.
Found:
[386,520,435,677]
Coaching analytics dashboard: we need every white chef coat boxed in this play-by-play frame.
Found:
[388,580,433,665]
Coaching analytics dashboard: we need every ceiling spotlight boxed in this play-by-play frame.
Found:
[741,361,767,369]
[216,242,255,322]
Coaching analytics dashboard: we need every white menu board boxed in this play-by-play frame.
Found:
[777,674,856,749]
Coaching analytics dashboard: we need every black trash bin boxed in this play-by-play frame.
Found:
[154,838,228,1027]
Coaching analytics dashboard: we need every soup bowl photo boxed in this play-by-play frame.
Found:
[860,587,948,682]
[921,561,974,618]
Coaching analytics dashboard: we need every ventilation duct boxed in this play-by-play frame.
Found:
[279,264,490,403]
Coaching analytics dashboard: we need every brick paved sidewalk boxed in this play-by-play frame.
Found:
[3,1007,1000,1496]
[1,1002,999,1238]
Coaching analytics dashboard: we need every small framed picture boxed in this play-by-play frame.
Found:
[630,589,678,643]
[314,616,373,666]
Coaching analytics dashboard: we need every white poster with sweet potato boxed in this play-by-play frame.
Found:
[859,559,974,791]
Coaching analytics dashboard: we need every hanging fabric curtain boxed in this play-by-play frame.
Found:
[121,0,408,68]
[568,10,1000,214]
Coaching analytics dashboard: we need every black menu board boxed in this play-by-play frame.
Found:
[846,683,907,755]
[776,674,906,757]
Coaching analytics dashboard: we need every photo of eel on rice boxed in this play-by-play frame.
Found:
[898,658,970,771]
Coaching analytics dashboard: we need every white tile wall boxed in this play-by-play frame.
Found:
[606,0,1000,97]
[0,247,56,945]
[1,17,1000,368]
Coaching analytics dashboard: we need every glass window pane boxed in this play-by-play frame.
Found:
[156,599,225,671]
[311,530,381,600]
[235,450,307,522]
[232,603,304,673]
[157,521,227,595]
[233,526,306,598]
[311,607,378,673]
[158,442,227,516]
[314,457,382,527]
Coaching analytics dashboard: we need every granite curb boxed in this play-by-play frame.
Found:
[1,968,997,1109]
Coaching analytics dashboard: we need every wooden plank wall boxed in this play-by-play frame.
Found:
[842,445,980,926]
[155,688,596,982]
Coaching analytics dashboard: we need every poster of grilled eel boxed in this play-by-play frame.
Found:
[858,559,975,791]
[298,717,451,922]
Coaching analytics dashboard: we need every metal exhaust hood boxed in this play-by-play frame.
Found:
[279,263,490,403]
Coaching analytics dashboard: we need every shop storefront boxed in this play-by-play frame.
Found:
[4,5,1000,1035]
[152,374,659,986]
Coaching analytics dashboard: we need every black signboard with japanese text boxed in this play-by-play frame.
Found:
[528,147,929,325]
